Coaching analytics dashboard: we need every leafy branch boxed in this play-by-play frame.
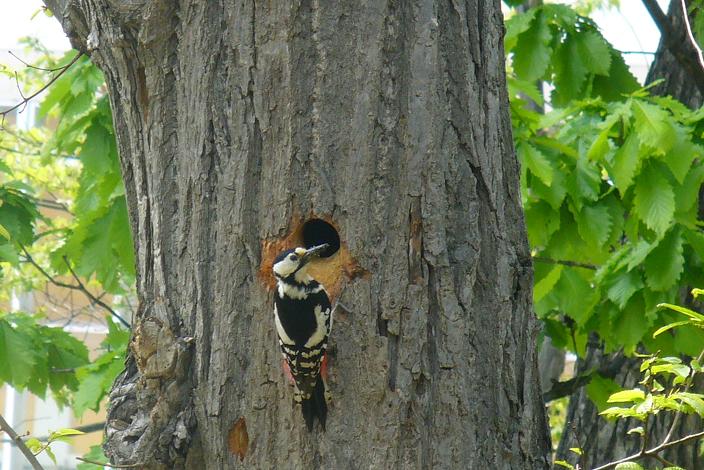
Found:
[589,292,704,469]
[0,413,44,470]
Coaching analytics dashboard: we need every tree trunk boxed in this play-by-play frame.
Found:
[555,2,704,468]
[46,1,550,468]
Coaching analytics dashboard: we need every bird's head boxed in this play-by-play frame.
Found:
[272,244,329,282]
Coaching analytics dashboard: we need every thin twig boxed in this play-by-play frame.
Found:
[592,430,704,470]
[19,245,131,328]
[0,52,82,126]
[532,256,598,270]
[680,0,704,72]
[592,350,704,470]
[75,457,142,468]
[0,413,44,470]
[62,256,131,329]
[8,51,71,73]
[662,349,704,445]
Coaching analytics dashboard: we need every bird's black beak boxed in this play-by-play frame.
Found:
[301,243,329,264]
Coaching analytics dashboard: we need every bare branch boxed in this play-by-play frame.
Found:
[532,256,597,270]
[0,52,82,127]
[19,244,131,328]
[62,255,131,328]
[0,413,44,470]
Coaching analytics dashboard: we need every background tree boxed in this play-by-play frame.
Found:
[554,1,704,468]
[42,1,551,468]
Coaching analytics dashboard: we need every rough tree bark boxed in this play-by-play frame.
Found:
[45,0,551,468]
[555,2,704,468]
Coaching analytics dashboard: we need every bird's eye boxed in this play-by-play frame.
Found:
[290,254,298,262]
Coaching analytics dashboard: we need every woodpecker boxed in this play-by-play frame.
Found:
[272,243,332,431]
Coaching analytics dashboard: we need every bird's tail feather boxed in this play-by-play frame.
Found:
[301,376,327,432]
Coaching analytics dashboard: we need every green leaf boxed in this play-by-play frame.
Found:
[609,133,641,194]
[674,162,704,217]
[613,294,651,350]
[586,127,611,162]
[554,460,575,470]
[633,163,675,236]
[574,204,612,247]
[632,99,677,153]
[0,224,10,240]
[552,36,588,105]
[566,155,601,206]
[644,228,684,291]
[49,428,85,438]
[673,392,704,417]
[653,320,694,338]
[607,389,645,404]
[513,11,552,82]
[0,319,36,386]
[45,445,56,464]
[586,374,621,412]
[553,267,598,326]
[576,31,611,76]
[505,8,538,51]
[530,169,567,210]
[534,264,563,302]
[520,143,554,186]
[614,463,645,470]
[592,50,640,101]
[605,269,643,309]
[657,303,704,322]
[663,128,700,184]
[568,447,582,456]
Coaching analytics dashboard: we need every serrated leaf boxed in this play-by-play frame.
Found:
[505,8,538,51]
[663,128,700,184]
[632,100,677,153]
[530,168,567,210]
[513,11,552,82]
[644,228,683,291]
[613,294,651,350]
[574,204,612,247]
[610,133,640,194]
[554,268,598,326]
[520,143,553,186]
[592,50,640,101]
[552,36,588,105]
[534,264,563,302]
[633,163,675,235]
[0,319,36,386]
[586,127,611,162]
[566,155,601,206]
[674,162,704,217]
[575,31,611,76]
[605,269,643,309]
